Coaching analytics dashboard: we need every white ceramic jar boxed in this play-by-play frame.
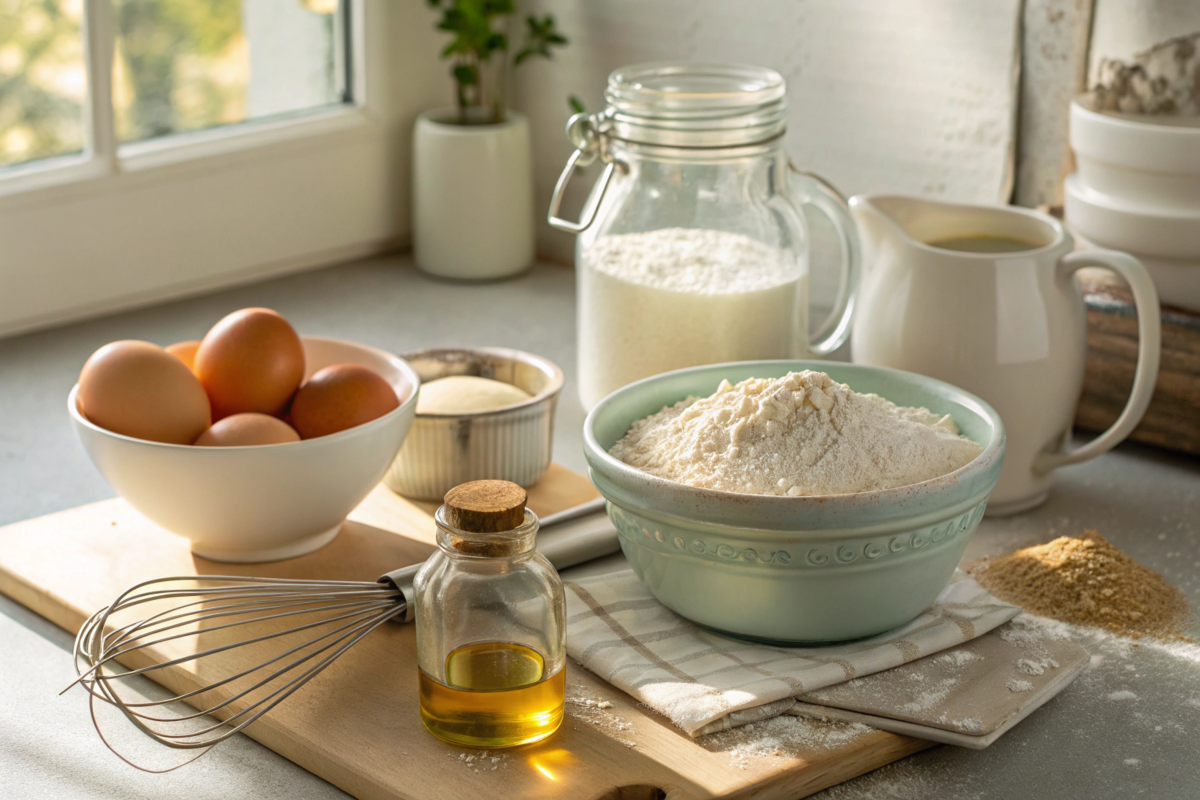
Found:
[1065,97,1200,312]
[413,109,535,281]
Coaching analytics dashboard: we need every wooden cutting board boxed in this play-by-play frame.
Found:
[0,464,930,799]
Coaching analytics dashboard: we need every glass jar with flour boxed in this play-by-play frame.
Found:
[549,63,862,410]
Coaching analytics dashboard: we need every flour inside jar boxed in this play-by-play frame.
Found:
[578,228,802,410]
[609,371,983,496]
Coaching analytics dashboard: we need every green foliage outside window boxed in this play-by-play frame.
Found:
[1,0,250,168]
[0,0,85,167]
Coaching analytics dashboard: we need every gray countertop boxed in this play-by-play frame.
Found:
[2,255,1197,799]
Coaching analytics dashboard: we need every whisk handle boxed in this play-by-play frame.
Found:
[377,565,421,624]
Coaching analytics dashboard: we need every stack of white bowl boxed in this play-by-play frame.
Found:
[1065,96,1200,313]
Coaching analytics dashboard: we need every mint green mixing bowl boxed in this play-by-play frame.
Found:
[582,361,1005,643]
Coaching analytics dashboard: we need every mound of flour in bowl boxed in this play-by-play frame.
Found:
[609,371,983,496]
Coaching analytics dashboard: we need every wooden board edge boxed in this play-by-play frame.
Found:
[737,733,935,800]
[0,561,88,635]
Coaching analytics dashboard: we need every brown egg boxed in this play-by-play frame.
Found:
[194,308,305,420]
[194,413,301,447]
[166,340,201,371]
[289,364,400,439]
[78,340,212,444]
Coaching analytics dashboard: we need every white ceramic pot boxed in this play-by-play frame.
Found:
[1064,175,1200,312]
[1070,98,1200,212]
[412,108,535,280]
[1066,99,1200,312]
[71,338,420,562]
[1063,175,1200,259]
[1071,229,1200,314]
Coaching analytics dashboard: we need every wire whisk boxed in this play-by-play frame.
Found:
[62,497,614,771]
[66,574,409,770]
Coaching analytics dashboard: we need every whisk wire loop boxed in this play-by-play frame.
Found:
[69,574,407,769]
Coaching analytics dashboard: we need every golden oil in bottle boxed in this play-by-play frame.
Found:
[419,641,565,748]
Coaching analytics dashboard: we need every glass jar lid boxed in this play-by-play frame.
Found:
[603,62,787,148]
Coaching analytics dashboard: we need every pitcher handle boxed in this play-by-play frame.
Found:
[1034,250,1162,475]
[788,164,862,356]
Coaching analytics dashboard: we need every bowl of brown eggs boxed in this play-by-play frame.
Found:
[69,308,420,562]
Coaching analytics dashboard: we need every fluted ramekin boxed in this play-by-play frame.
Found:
[384,348,563,500]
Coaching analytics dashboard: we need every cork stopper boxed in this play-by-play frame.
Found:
[444,480,527,531]
[440,481,531,556]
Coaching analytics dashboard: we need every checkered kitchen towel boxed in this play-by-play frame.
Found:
[564,570,1019,736]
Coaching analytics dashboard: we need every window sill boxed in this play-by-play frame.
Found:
[0,104,381,211]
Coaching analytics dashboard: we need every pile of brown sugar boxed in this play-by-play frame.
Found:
[969,531,1193,640]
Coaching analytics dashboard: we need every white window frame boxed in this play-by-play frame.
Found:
[0,0,406,338]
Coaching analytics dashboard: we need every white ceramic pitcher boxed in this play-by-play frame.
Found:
[849,195,1161,515]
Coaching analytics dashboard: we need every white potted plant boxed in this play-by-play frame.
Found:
[414,1,568,280]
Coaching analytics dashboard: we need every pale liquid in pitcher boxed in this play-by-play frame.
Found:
[418,641,564,748]
[927,235,1039,253]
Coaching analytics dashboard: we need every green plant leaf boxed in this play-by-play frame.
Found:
[568,95,586,114]
[513,11,568,68]
[453,64,478,86]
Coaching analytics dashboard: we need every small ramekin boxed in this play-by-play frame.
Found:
[383,347,563,500]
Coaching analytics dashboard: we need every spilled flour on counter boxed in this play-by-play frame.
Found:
[899,677,961,715]
[449,752,507,773]
[565,690,636,748]
[610,371,983,496]
[701,715,871,770]
[953,717,983,733]
[933,650,983,668]
[1015,656,1059,676]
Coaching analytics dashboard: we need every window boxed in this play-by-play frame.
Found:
[0,0,428,339]
[3,0,349,172]
[111,0,347,145]
[1,0,87,167]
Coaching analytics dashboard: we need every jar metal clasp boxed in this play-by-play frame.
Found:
[547,113,624,233]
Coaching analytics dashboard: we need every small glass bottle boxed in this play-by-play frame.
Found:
[413,480,566,748]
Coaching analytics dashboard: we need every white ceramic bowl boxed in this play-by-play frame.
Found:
[1070,97,1200,212]
[1071,229,1200,314]
[70,337,420,562]
[1064,174,1200,260]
